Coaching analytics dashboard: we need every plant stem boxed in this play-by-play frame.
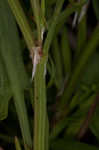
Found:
[52,37,63,89]
[41,0,45,17]
[43,0,65,54]
[33,1,65,149]
[34,56,48,150]
[7,0,35,52]
[76,15,87,58]
[45,116,49,150]
[30,0,42,43]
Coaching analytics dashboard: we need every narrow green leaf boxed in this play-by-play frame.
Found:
[7,0,35,51]
[0,0,32,148]
[0,58,12,120]
[30,0,42,42]
[41,0,46,17]
[76,16,87,57]
[43,0,65,54]
[52,37,63,89]
[45,116,49,150]
[47,56,56,88]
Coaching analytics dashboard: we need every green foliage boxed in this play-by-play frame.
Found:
[51,138,99,150]
[0,0,99,150]
[78,51,99,88]
[52,37,63,89]
[15,137,22,150]
[61,27,71,76]
[92,0,99,21]
[0,58,12,120]
[90,106,99,141]
[0,0,32,148]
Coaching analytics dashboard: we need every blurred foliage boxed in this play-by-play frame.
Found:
[0,0,99,150]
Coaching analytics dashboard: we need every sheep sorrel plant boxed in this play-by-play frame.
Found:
[0,0,99,150]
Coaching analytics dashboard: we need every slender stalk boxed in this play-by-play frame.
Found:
[43,0,65,54]
[33,1,65,150]
[76,16,87,58]
[52,37,63,89]
[7,0,35,52]
[34,56,48,150]
[41,0,45,17]
[47,57,56,88]
[45,115,49,150]
[30,0,41,43]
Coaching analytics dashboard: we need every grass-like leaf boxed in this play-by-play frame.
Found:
[0,0,32,148]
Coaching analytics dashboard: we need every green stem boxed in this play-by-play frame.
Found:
[76,15,87,58]
[7,0,35,51]
[47,57,56,88]
[34,56,48,150]
[30,0,41,43]
[52,37,63,89]
[43,0,65,54]
[45,115,49,150]
[41,0,45,17]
